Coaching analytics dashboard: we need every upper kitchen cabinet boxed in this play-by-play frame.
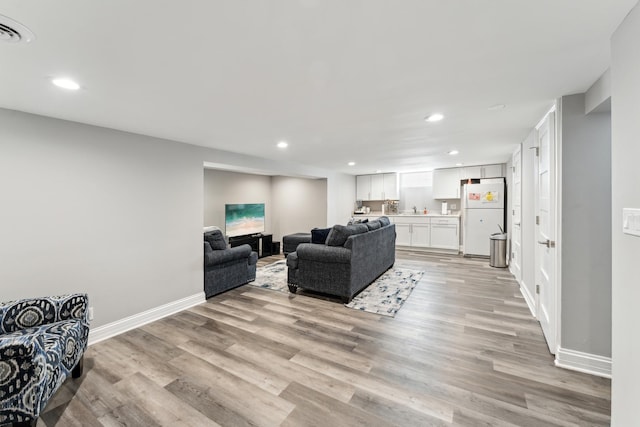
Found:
[356,173,398,200]
[461,164,505,179]
[433,168,461,199]
[356,175,371,200]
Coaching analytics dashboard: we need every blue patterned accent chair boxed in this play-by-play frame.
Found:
[0,294,90,427]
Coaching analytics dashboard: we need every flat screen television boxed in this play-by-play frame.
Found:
[225,203,265,238]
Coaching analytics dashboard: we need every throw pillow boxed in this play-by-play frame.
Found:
[378,216,391,227]
[366,220,381,230]
[204,230,227,250]
[311,227,332,244]
[326,224,368,247]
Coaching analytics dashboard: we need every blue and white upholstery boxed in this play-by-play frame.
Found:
[0,294,89,425]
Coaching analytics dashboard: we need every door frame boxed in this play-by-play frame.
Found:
[533,103,562,355]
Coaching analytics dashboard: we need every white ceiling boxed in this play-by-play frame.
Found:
[0,1,635,175]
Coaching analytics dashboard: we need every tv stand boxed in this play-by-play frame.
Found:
[229,233,273,258]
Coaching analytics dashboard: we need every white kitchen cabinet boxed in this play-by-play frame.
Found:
[411,223,431,247]
[461,166,482,180]
[482,164,504,178]
[393,216,431,248]
[433,168,461,199]
[356,173,399,200]
[461,164,504,179]
[429,217,459,250]
[356,175,371,200]
[382,173,399,199]
[394,223,412,246]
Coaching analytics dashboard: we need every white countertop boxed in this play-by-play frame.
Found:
[356,211,461,218]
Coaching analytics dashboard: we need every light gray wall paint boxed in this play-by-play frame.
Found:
[611,4,640,424]
[585,69,611,114]
[559,94,612,357]
[326,173,356,225]
[0,108,354,331]
[272,176,327,240]
[521,129,537,304]
[0,109,203,328]
[203,169,273,234]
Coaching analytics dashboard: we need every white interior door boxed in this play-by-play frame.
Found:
[536,111,557,354]
[511,145,522,282]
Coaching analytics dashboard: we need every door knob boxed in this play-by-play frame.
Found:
[537,239,556,248]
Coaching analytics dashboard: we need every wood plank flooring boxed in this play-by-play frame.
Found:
[39,250,611,426]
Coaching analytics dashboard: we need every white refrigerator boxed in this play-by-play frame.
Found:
[462,181,505,257]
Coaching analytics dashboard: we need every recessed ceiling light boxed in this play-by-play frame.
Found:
[425,113,444,122]
[277,141,288,148]
[448,150,459,155]
[348,162,356,166]
[52,78,80,90]
[488,104,506,111]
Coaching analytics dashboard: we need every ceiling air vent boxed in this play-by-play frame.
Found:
[0,14,35,43]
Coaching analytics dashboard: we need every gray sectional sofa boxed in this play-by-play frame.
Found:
[286,217,396,303]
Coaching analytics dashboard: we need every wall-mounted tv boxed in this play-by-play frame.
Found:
[225,203,265,238]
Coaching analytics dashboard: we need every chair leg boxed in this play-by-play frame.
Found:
[72,355,84,378]
[287,284,297,294]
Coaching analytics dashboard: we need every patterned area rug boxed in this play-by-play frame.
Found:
[249,260,424,317]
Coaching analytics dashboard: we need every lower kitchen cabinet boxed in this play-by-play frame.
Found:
[429,218,459,250]
[391,216,459,252]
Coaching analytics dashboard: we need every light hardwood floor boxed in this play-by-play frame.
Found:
[40,250,610,426]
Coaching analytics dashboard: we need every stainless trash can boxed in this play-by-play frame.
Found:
[490,233,508,268]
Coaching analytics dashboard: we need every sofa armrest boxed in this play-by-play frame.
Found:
[286,251,299,269]
[0,294,89,333]
[296,243,351,264]
[205,244,253,266]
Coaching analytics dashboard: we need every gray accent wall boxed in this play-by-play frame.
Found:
[559,94,612,358]
[0,108,355,330]
[203,169,273,234]
[611,3,640,424]
[0,109,204,329]
[271,176,327,241]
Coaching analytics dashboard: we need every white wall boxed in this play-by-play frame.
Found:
[611,3,640,424]
[203,169,273,234]
[326,172,356,225]
[272,176,327,240]
[0,109,203,328]
[398,172,461,214]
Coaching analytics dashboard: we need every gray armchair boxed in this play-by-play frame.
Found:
[204,230,258,298]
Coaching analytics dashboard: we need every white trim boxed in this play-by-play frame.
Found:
[519,280,536,317]
[555,347,612,378]
[88,292,206,345]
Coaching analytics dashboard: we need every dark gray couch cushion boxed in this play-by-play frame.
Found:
[204,230,227,250]
[378,216,391,227]
[311,227,332,244]
[366,220,381,230]
[325,224,369,247]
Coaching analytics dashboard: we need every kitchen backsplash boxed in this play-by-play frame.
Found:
[360,186,460,215]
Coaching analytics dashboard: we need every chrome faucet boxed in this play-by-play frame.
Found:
[412,206,417,214]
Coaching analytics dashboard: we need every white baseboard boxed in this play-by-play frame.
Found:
[555,347,612,378]
[519,280,536,317]
[88,292,206,346]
